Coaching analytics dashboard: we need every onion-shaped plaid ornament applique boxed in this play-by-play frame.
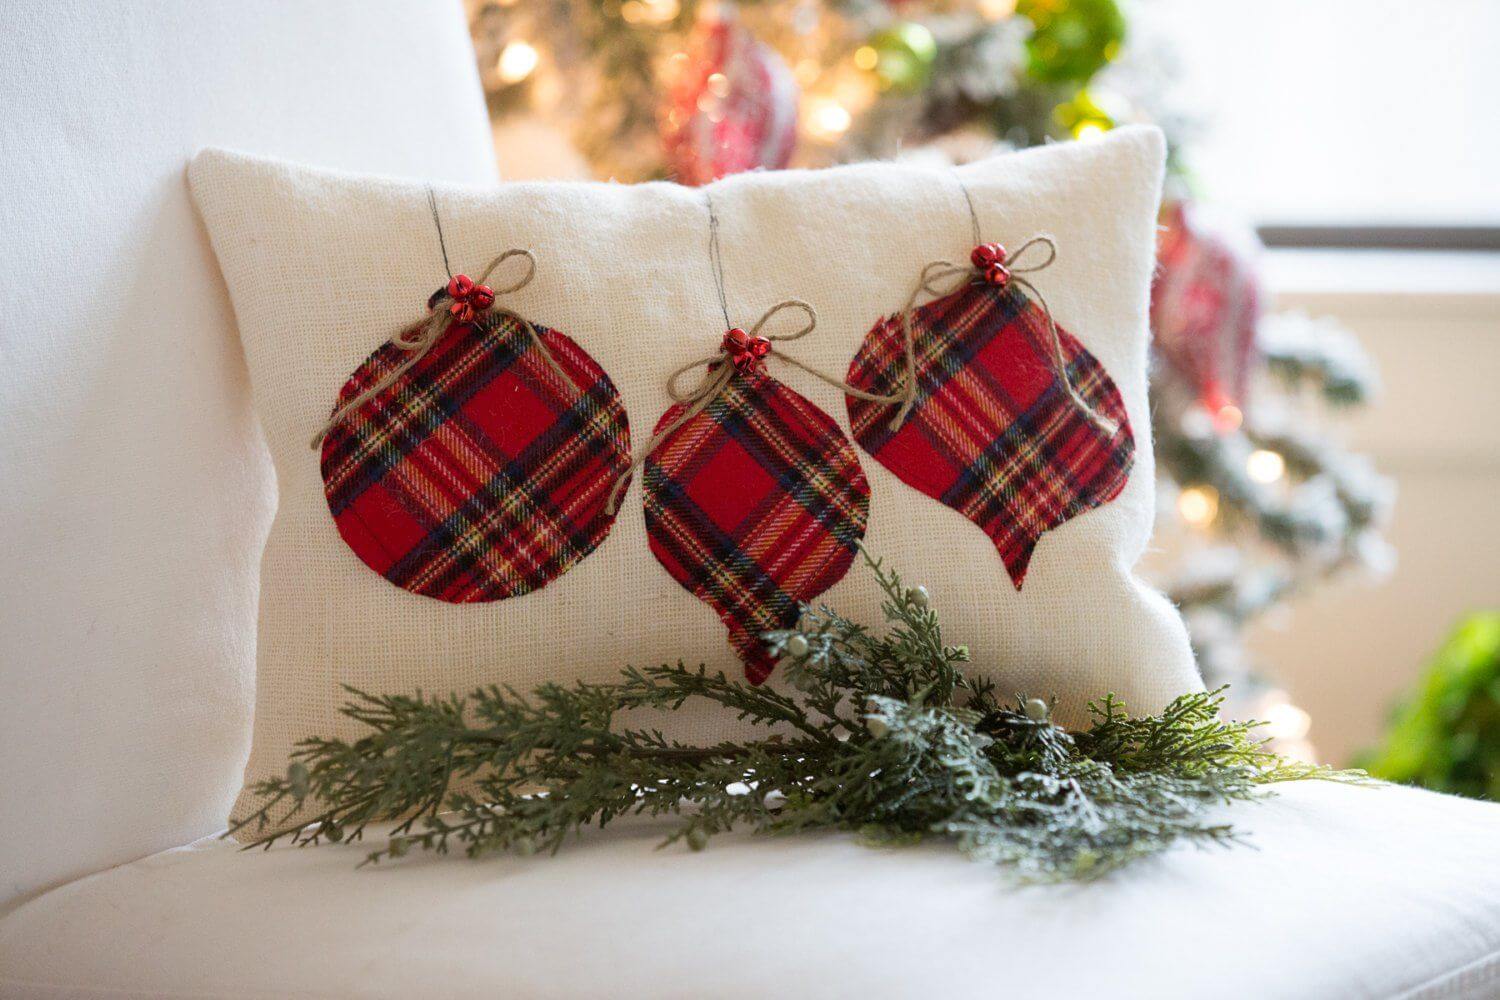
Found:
[615,306,872,684]
[846,235,1134,589]
[313,249,631,603]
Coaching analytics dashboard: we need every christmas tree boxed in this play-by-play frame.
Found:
[466,0,1393,759]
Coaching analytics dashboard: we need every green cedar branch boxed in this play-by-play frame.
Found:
[230,551,1360,881]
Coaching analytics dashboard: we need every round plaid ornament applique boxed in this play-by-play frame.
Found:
[846,236,1134,590]
[315,251,631,604]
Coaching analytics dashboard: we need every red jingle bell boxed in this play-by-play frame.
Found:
[970,242,1008,269]
[983,262,1012,287]
[723,326,772,371]
[445,273,496,324]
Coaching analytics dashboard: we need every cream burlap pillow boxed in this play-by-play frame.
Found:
[190,126,1199,827]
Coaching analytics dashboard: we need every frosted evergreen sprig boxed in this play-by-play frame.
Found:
[1258,311,1379,407]
[231,552,1355,881]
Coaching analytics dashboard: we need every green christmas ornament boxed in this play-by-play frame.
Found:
[1018,0,1125,85]
[870,21,937,93]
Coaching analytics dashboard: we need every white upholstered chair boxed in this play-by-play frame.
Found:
[1,3,1498,997]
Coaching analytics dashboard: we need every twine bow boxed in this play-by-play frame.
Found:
[604,299,911,515]
[310,249,569,450]
[899,235,1118,436]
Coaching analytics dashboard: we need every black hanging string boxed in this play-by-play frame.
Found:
[427,186,454,280]
[956,173,983,247]
[705,193,733,330]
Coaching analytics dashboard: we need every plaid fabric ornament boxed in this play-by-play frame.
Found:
[846,241,1133,589]
[643,359,869,685]
[628,201,890,684]
[319,275,630,603]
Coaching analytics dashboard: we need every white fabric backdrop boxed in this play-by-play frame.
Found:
[0,0,497,908]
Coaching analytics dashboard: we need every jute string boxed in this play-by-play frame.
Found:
[309,247,567,449]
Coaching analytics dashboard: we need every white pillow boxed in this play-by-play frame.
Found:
[189,126,1199,829]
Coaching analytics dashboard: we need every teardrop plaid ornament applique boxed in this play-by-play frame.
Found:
[643,364,869,684]
[846,241,1134,589]
[318,264,631,603]
[626,197,893,683]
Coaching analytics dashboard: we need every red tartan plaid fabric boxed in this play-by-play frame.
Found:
[320,314,631,603]
[644,369,869,684]
[846,281,1133,589]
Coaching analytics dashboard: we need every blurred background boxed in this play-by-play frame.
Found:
[460,0,1498,780]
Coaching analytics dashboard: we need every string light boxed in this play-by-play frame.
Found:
[832,68,879,113]
[978,0,1018,19]
[1177,485,1219,527]
[1246,449,1286,484]
[621,0,679,23]
[853,45,879,71]
[497,40,539,84]
[1263,698,1312,742]
[806,98,852,139]
[637,0,680,23]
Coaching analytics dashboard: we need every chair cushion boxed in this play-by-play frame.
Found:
[0,0,497,908]
[3,783,1498,999]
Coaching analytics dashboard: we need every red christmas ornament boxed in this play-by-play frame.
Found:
[320,304,631,603]
[644,365,869,684]
[846,281,1134,589]
[1151,200,1263,415]
[661,5,799,186]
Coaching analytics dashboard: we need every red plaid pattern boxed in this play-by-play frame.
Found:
[846,282,1133,589]
[645,369,869,684]
[320,314,631,603]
